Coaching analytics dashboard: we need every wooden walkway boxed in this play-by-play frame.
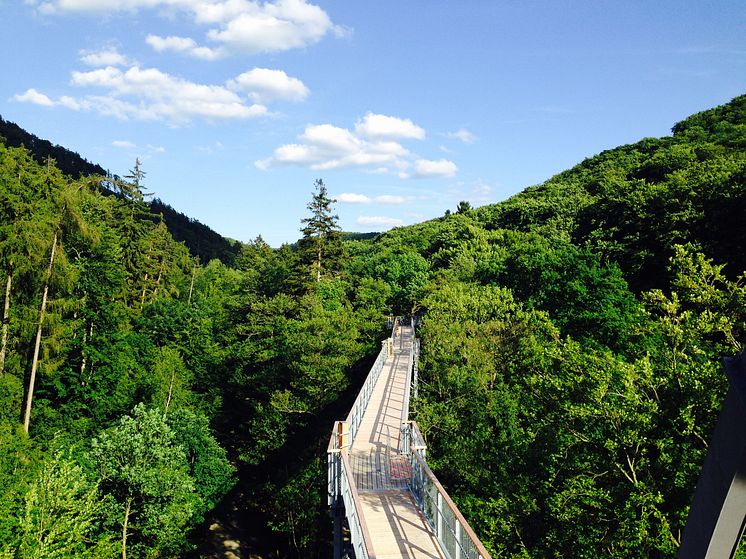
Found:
[349,326,447,559]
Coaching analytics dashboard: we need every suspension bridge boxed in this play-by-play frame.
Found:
[327,317,492,559]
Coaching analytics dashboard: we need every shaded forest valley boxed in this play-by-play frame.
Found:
[1,93,746,558]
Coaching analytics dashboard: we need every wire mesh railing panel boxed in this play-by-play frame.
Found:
[443,504,457,557]
[408,446,493,559]
[339,452,374,559]
[346,341,388,443]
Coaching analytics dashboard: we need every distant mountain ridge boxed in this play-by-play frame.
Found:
[0,115,106,178]
[0,115,239,265]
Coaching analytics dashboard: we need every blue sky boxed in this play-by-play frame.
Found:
[1,1,745,246]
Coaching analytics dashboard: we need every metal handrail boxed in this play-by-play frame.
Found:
[412,338,420,401]
[408,448,493,559]
[400,420,426,464]
[346,341,388,444]
[399,335,414,452]
[327,422,377,559]
[345,317,403,444]
[340,451,377,559]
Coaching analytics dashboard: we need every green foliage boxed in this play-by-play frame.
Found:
[364,249,429,313]
[416,251,746,556]
[265,458,325,555]
[16,450,113,559]
[145,346,192,411]
[3,93,746,558]
[475,232,641,349]
[165,408,235,516]
[0,426,40,550]
[91,404,198,558]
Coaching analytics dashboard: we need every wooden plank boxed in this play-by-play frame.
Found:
[359,490,447,559]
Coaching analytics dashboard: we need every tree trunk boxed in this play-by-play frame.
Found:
[152,265,163,299]
[316,243,322,282]
[187,267,195,305]
[0,272,12,374]
[165,367,175,412]
[80,322,93,379]
[140,272,149,309]
[122,496,132,559]
[23,230,57,433]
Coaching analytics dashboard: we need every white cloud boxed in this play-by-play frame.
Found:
[256,119,414,172]
[13,88,55,106]
[446,128,477,143]
[364,167,391,175]
[146,35,221,60]
[257,115,458,178]
[412,158,458,178]
[197,141,224,154]
[300,124,360,154]
[147,144,166,153]
[69,65,268,123]
[355,112,425,140]
[256,113,454,176]
[356,215,404,227]
[228,68,309,103]
[112,139,136,148]
[337,192,372,204]
[15,64,290,124]
[80,47,130,67]
[205,0,343,55]
[36,0,346,58]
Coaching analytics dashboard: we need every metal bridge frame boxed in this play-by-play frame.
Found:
[678,352,746,558]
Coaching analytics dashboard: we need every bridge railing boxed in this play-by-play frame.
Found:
[346,339,388,444]
[346,317,402,443]
[399,336,415,451]
[327,423,377,559]
[408,443,493,559]
[328,319,401,557]
[401,420,426,460]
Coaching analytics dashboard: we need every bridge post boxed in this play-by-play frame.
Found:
[436,492,443,540]
[413,339,419,400]
[332,499,343,559]
[678,352,746,558]
[455,521,462,559]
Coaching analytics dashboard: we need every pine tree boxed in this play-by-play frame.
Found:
[297,179,343,284]
[112,159,156,306]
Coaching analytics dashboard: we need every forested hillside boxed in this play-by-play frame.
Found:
[0,116,106,178]
[381,93,746,556]
[0,94,744,558]
[0,116,239,265]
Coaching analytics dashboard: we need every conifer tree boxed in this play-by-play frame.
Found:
[297,179,343,283]
[112,159,156,306]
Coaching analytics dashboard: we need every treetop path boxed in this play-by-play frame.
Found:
[327,317,492,559]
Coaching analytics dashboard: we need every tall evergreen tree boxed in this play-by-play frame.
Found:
[297,179,343,284]
[111,159,156,306]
